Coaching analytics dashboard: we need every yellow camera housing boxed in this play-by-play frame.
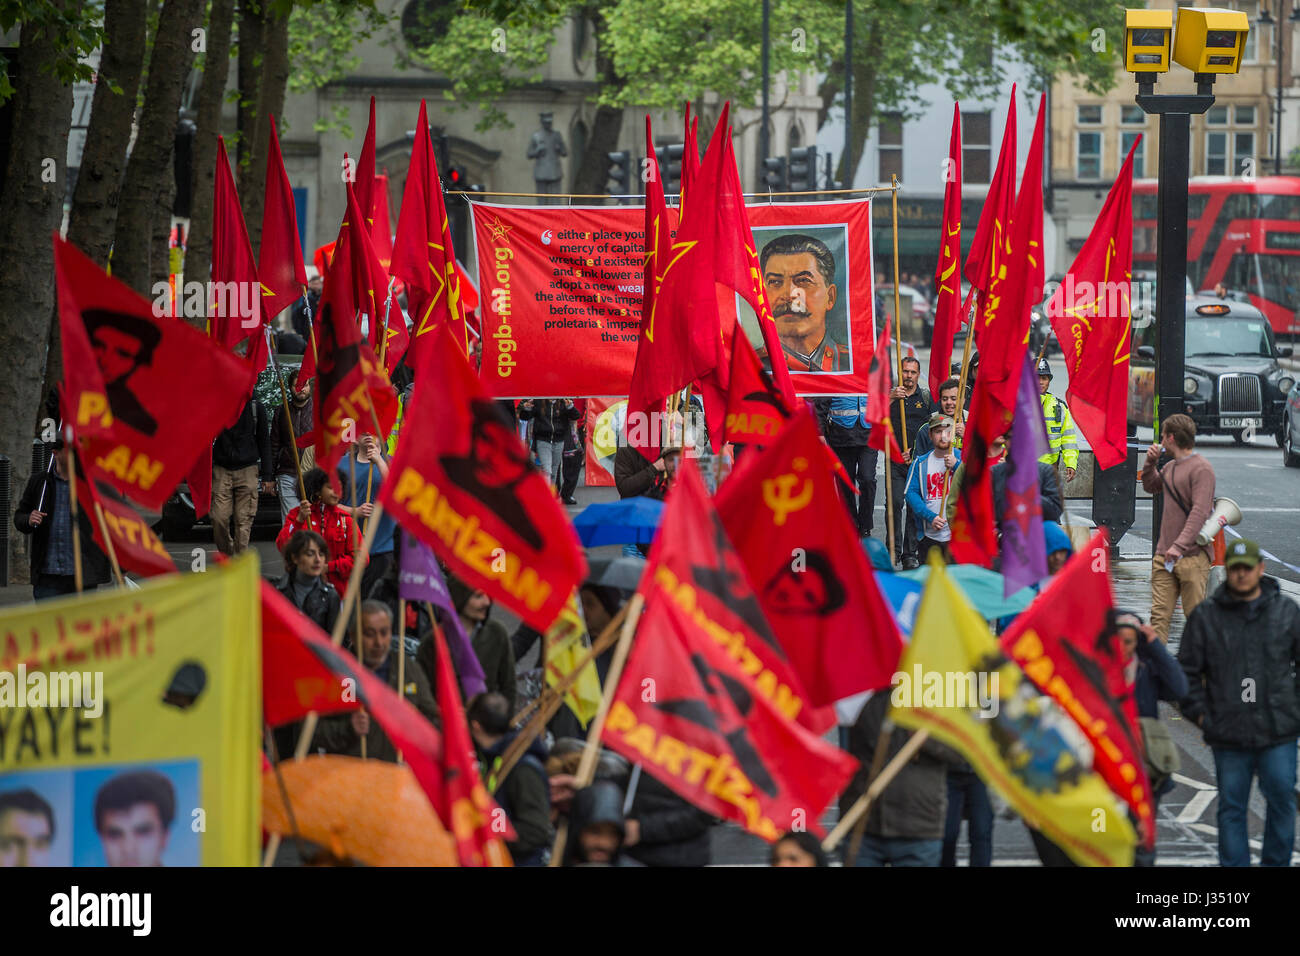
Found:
[1126,9,1173,73]
[1173,7,1249,74]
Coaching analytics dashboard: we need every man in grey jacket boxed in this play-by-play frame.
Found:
[1178,539,1300,867]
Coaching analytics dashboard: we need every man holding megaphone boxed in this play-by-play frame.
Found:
[1141,413,1217,643]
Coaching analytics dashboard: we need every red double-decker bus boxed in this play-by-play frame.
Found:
[1133,176,1300,339]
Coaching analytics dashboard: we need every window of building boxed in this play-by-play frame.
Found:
[1121,131,1145,178]
[963,111,991,183]
[1235,132,1257,175]
[1120,105,1145,126]
[1077,131,1102,179]
[1076,104,1103,125]
[1235,104,1256,125]
[1232,1,1260,61]
[1207,132,1229,174]
[878,112,903,182]
[1202,105,1259,174]
[1207,106,1229,125]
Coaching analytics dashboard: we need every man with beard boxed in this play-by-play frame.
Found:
[758,234,850,373]
[1178,539,1300,867]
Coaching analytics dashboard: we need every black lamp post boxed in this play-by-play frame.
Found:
[1257,2,1300,175]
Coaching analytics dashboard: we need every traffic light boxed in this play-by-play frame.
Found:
[446,165,466,189]
[788,146,818,192]
[607,150,632,195]
[762,156,788,191]
[655,144,684,195]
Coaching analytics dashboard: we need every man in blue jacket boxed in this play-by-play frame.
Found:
[904,412,960,564]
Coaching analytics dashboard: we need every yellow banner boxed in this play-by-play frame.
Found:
[0,554,261,866]
[889,560,1136,867]
[544,593,601,727]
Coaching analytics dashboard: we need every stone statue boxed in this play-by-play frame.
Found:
[527,111,567,201]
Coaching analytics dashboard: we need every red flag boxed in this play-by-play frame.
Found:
[70,444,176,578]
[974,94,1046,423]
[392,100,471,369]
[644,458,836,734]
[259,115,308,324]
[371,174,394,270]
[211,136,266,374]
[947,381,1000,566]
[187,447,212,520]
[627,115,713,456]
[716,127,797,408]
[724,332,794,446]
[865,322,905,464]
[930,104,963,398]
[260,581,361,727]
[603,583,858,841]
[681,103,700,208]
[716,408,904,706]
[1047,139,1138,470]
[258,581,456,838]
[308,185,400,487]
[999,528,1155,847]
[56,236,257,510]
[429,623,514,866]
[354,96,377,236]
[379,323,587,632]
[964,86,1017,293]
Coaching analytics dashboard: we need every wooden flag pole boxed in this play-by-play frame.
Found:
[955,296,977,415]
[495,602,631,792]
[550,593,644,866]
[92,501,126,588]
[890,174,910,463]
[822,728,930,853]
[65,449,84,594]
[883,454,897,567]
[377,277,396,370]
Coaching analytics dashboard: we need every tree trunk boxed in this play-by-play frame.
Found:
[834,19,882,188]
[66,0,148,267]
[235,0,265,193]
[242,6,289,255]
[0,10,77,585]
[184,0,235,324]
[112,0,205,298]
[571,10,624,197]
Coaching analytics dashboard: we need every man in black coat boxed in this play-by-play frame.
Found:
[1178,539,1300,867]
[14,443,110,599]
[211,397,273,556]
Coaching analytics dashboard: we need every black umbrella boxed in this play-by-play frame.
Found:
[585,555,647,593]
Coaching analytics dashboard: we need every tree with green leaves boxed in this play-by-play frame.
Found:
[408,0,1122,190]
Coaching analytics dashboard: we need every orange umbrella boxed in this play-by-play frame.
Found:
[263,755,457,867]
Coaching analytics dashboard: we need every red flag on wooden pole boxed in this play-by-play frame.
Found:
[930,104,963,399]
[259,115,308,324]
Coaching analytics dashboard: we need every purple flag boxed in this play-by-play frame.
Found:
[399,533,488,698]
[1000,352,1050,595]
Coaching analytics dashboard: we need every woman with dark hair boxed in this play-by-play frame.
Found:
[276,529,340,634]
[276,467,357,597]
[770,830,829,867]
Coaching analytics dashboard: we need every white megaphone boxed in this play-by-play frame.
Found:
[1196,497,1242,546]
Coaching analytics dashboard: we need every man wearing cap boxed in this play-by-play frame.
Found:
[1036,359,1077,482]
[1178,539,1300,867]
[904,412,961,564]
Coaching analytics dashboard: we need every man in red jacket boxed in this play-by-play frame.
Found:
[276,467,358,597]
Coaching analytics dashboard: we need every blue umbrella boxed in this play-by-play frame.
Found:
[573,497,665,547]
[895,563,1038,621]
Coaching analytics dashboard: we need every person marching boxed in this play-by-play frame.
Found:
[1036,359,1078,483]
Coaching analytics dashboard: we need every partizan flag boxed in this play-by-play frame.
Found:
[716,408,903,706]
[380,322,586,632]
[724,331,794,447]
[1047,139,1139,470]
[56,236,257,510]
[890,560,1137,866]
[602,581,858,841]
[71,443,176,578]
[259,115,309,324]
[1000,528,1155,848]
[930,104,964,399]
[645,459,835,734]
[308,184,400,489]
[392,99,471,368]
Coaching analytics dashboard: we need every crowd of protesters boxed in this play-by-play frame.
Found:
[14,326,1298,870]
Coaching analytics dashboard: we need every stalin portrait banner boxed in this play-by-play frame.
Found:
[471,200,876,398]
